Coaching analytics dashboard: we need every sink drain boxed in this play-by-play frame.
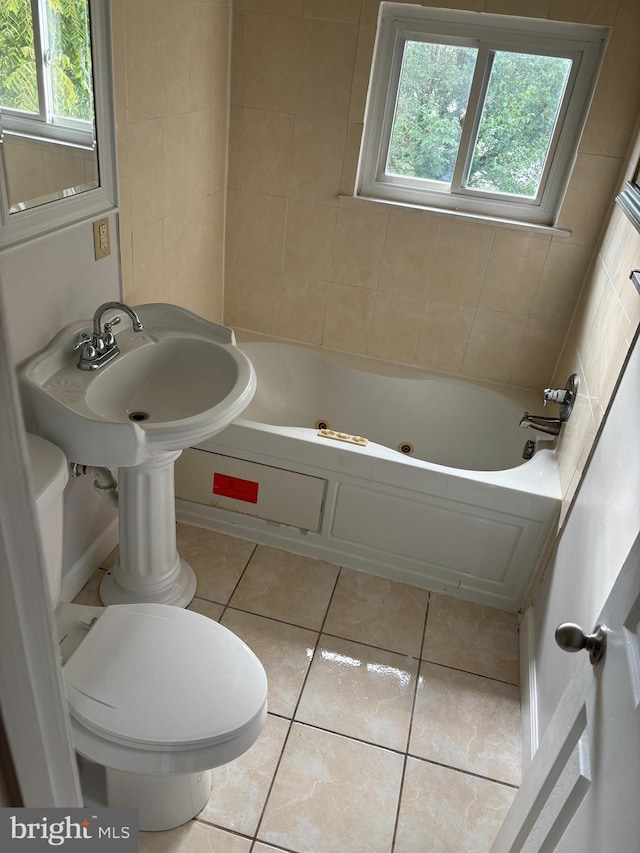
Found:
[129,411,150,422]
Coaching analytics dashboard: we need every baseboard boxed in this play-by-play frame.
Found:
[60,517,119,603]
[519,606,539,771]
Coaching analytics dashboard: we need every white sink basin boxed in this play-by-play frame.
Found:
[20,303,256,468]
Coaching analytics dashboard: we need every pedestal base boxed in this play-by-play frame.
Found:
[98,450,196,608]
[100,556,197,607]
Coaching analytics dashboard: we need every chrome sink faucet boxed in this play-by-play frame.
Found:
[75,301,144,370]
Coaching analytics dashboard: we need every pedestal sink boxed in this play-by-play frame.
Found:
[20,303,256,607]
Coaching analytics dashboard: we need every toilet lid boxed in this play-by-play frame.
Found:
[63,603,267,751]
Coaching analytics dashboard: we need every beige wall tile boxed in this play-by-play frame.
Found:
[132,220,166,304]
[600,204,640,294]
[234,267,284,334]
[240,108,294,197]
[479,230,551,315]
[414,300,476,373]
[227,106,243,191]
[188,106,228,202]
[296,19,358,121]
[529,241,593,323]
[378,211,440,298]
[230,10,246,107]
[462,309,528,384]
[580,272,634,409]
[548,0,619,25]
[224,189,241,269]
[190,4,230,111]
[289,116,347,206]
[609,0,640,55]
[283,201,337,279]
[555,153,623,247]
[163,208,191,293]
[159,0,193,117]
[349,25,377,123]
[340,122,363,196]
[421,0,485,10]
[510,316,568,389]
[580,53,640,159]
[223,264,238,326]
[330,202,389,287]
[303,0,361,22]
[244,13,301,113]
[323,283,376,353]
[429,220,496,306]
[128,119,164,230]
[278,276,328,344]
[367,292,424,363]
[485,0,551,14]
[161,113,192,218]
[120,242,134,304]
[124,0,162,123]
[248,0,302,14]
[238,191,287,273]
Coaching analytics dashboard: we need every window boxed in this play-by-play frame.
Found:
[0,0,94,147]
[357,4,609,227]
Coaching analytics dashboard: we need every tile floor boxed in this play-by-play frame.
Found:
[74,523,522,853]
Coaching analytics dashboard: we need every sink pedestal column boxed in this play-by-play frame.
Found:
[99,450,196,607]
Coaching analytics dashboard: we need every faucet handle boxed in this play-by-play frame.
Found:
[74,333,96,361]
[542,387,567,406]
[102,315,121,332]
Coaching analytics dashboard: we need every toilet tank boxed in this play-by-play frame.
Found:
[26,433,69,604]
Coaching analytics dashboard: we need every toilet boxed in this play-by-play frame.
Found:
[26,432,267,831]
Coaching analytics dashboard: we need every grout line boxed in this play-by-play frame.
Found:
[250,565,344,847]
[390,589,431,851]
[406,755,521,791]
[216,541,259,622]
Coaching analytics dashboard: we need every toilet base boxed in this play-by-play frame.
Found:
[105,767,213,831]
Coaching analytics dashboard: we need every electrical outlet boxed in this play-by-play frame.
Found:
[93,217,111,260]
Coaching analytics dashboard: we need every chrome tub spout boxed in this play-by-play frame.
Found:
[519,412,562,436]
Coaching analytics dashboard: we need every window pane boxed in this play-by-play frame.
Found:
[46,0,93,122]
[466,51,572,198]
[0,0,39,114]
[387,41,477,185]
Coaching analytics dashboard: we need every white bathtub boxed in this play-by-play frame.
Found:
[175,339,562,611]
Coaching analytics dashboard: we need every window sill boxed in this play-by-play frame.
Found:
[342,194,572,238]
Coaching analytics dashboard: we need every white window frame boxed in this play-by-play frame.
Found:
[357,4,609,228]
[1,0,95,150]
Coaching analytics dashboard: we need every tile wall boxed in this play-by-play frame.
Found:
[551,125,640,510]
[224,0,640,392]
[111,0,231,322]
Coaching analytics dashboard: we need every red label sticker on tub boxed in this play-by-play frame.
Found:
[213,473,259,503]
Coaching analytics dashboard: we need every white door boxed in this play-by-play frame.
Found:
[491,532,640,853]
